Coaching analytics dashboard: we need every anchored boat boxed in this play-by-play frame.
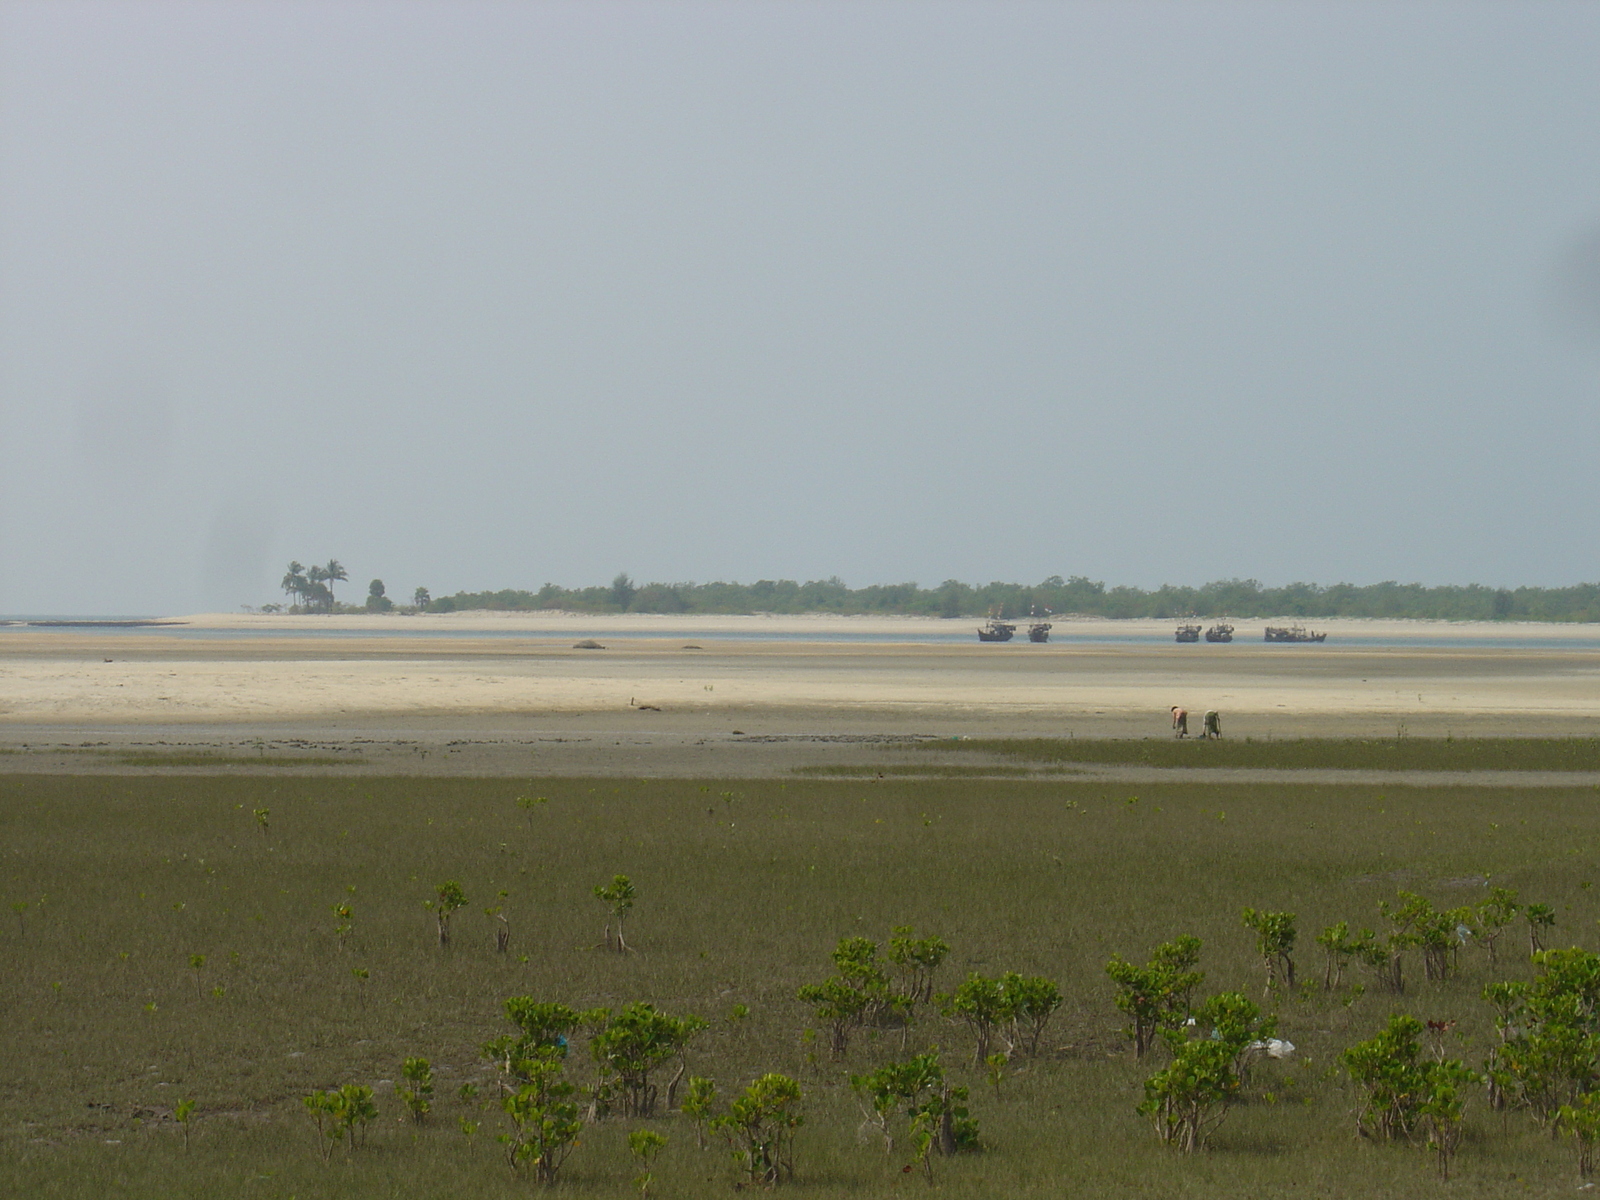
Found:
[1175,623,1202,643]
[1027,605,1052,643]
[1205,623,1234,643]
[977,617,1017,642]
[1264,624,1327,643]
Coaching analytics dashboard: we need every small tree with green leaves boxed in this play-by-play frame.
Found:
[188,954,205,998]
[304,1089,339,1160]
[938,974,1013,1066]
[851,1051,943,1157]
[1001,973,1062,1058]
[400,1056,433,1123]
[797,937,896,1061]
[1139,1036,1239,1152]
[589,1001,708,1117]
[712,1074,803,1188]
[483,998,594,1084]
[516,795,547,831]
[1420,1058,1480,1180]
[175,1098,195,1150]
[1560,1090,1600,1177]
[303,1084,376,1159]
[1105,935,1204,1059]
[427,881,467,948]
[887,926,950,1006]
[486,891,510,954]
[500,1054,583,1184]
[252,808,269,838]
[1527,903,1557,955]
[1316,921,1360,991]
[1484,948,1600,1128]
[1475,886,1520,968]
[594,875,636,953]
[1342,1014,1422,1140]
[1240,908,1297,992]
[682,1076,718,1149]
[628,1129,667,1198]
[334,1083,376,1153]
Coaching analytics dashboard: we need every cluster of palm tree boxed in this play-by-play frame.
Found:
[280,560,348,613]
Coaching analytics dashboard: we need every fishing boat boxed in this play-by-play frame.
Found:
[977,618,1017,642]
[1263,624,1327,643]
[1027,605,1052,643]
[1204,623,1234,643]
[1174,623,1201,643]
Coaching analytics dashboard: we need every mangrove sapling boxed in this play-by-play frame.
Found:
[486,890,509,954]
[12,900,26,939]
[682,1076,718,1149]
[797,937,895,1061]
[851,1051,943,1157]
[332,903,353,948]
[986,1053,1007,1099]
[909,1085,971,1180]
[1475,886,1520,968]
[400,1056,433,1122]
[499,1053,583,1184]
[1482,948,1600,1129]
[1559,1090,1600,1177]
[253,808,269,838]
[1527,903,1557,955]
[427,881,467,948]
[1350,926,1407,994]
[1000,973,1062,1058]
[174,1098,195,1151]
[483,999,594,1089]
[334,1084,377,1155]
[1105,935,1204,1059]
[1420,1058,1479,1180]
[1388,892,1473,981]
[711,1073,804,1188]
[1138,1037,1238,1153]
[1316,921,1359,991]
[938,974,1014,1066]
[188,954,205,999]
[1340,1012,1474,1151]
[1240,908,1297,992]
[515,795,547,831]
[304,1090,336,1160]
[888,926,950,1006]
[589,1001,709,1117]
[627,1129,667,1199]
[594,874,636,953]
[1190,991,1276,1083]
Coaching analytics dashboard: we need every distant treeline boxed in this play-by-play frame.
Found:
[422,575,1600,622]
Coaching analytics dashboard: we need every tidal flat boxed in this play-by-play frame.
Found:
[5,770,1600,1197]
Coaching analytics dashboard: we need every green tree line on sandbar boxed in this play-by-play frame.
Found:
[416,573,1600,622]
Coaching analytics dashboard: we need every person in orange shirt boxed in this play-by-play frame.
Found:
[1171,706,1189,738]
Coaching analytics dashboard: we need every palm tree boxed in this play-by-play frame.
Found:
[324,560,348,610]
[305,564,330,613]
[281,562,307,610]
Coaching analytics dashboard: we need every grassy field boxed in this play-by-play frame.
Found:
[4,771,1600,1197]
[939,735,1600,771]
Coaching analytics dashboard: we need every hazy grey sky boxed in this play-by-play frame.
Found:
[4,1,1600,613]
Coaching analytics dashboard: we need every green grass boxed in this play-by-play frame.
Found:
[792,764,1048,778]
[98,752,362,768]
[4,772,1600,1196]
[939,735,1600,771]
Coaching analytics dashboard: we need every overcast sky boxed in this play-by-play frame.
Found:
[4,1,1600,614]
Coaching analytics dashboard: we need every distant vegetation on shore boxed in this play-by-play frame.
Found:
[415,574,1600,622]
[263,564,1600,621]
